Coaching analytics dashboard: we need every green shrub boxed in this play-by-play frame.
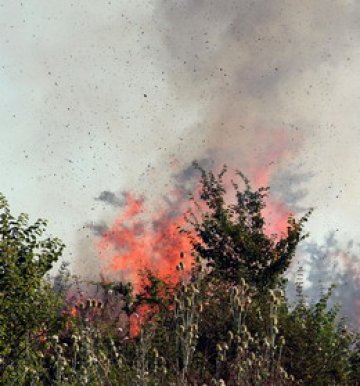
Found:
[0,166,358,385]
[0,193,65,380]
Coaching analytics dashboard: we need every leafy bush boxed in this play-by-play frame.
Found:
[189,164,311,290]
[0,193,65,379]
[0,167,358,385]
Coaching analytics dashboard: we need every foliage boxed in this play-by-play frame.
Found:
[189,164,311,290]
[280,283,359,385]
[0,193,65,378]
[0,167,359,385]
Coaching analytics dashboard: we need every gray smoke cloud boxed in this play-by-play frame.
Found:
[1,1,359,318]
[152,0,360,168]
[270,169,313,213]
[153,3,360,325]
[289,234,360,330]
[86,222,108,237]
[95,191,125,208]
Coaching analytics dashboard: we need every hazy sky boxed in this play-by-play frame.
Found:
[1,1,360,282]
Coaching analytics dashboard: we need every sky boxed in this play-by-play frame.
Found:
[1,1,359,309]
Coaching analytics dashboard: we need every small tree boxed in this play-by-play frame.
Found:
[0,193,65,377]
[279,283,359,385]
[189,164,311,290]
[185,166,359,385]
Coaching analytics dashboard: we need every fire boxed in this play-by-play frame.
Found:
[221,165,291,238]
[262,198,291,237]
[97,192,193,292]
[95,166,294,336]
[97,125,294,292]
[252,167,291,237]
[97,167,291,291]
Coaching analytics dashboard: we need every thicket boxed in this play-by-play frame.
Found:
[0,167,359,385]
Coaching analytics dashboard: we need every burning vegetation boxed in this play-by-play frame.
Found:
[0,166,359,385]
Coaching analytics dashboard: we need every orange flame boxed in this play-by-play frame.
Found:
[97,170,291,291]
[95,166,293,336]
[97,193,193,292]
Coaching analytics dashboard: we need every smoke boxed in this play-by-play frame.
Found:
[2,1,359,224]
[270,169,313,213]
[1,1,359,324]
[150,1,360,327]
[287,234,360,330]
[78,1,360,308]
[95,191,126,208]
[87,222,108,237]
[151,1,359,170]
